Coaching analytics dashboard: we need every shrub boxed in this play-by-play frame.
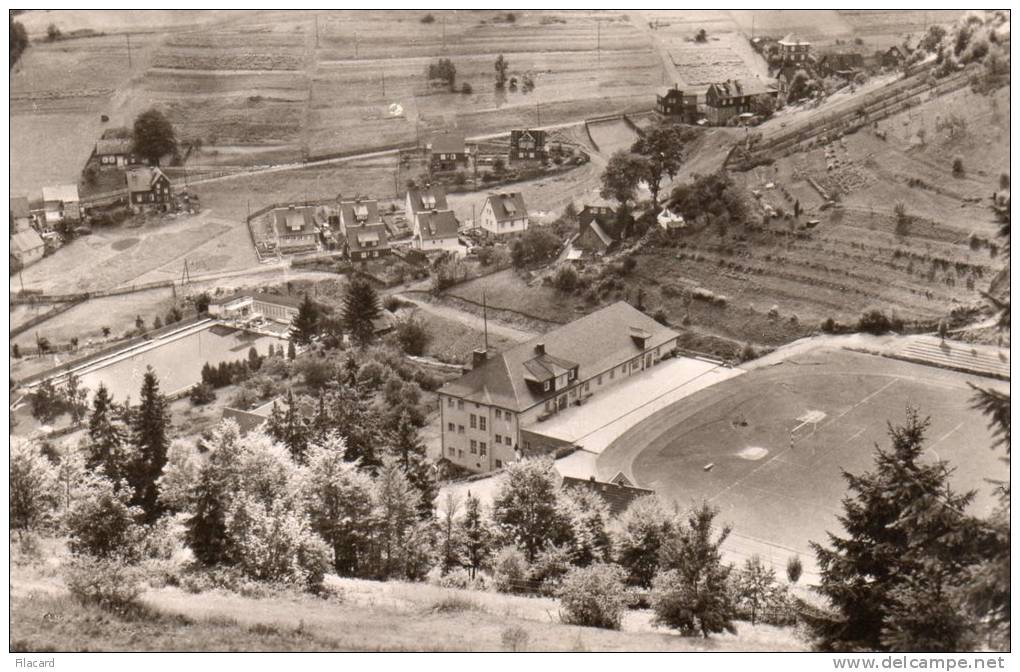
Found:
[740,342,757,362]
[492,546,531,594]
[552,265,579,293]
[952,156,964,176]
[64,556,145,612]
[821,317,837,333]
[786,555,803,584]
[189,383,216,406]
[621,256,637,274]
[501,625,529,652]
[421,13,435,23]
[999,173,1009,190]
[394,314,431,356]
[857,308,902,335]
[557,564,630,630]
[65,476,144,561]
[652,308,669,326]
[767,305,780,320]
[460,82,473,95]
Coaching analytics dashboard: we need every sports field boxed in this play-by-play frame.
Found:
[598,347,1009,565]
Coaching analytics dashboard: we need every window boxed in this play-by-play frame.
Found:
[495,434,502,444]
[458,449,463,458]
[543,380,551,392]
[470,414,477,429]
[470,440,477,454]
[545,400,553,412]
[447,398,454,408]
[568,369,575,381]
[597,375,602,385]
[584,382,590,392]
[448,422,455,432]
[495,409,502,420]
[458,425,465,434]
[479,417,486,431]
[570,388,577,399]
[524,441,530,451]
[610,369,615,380]
[479,442,487,456]
[448,446,455,455]
[495,459,502,469]
[457,400,464,410]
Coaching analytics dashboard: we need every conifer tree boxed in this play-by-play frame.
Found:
[389,411,435,519]
[185,422,244,566]
[86,383,129,484]
[287,340,297,360]
[128,367,171,523]
[805,408,982,652]
[342,278,381,348]
[289,294,320,346]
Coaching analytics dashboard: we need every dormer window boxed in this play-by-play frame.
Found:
[543,380,551,392]
[568,369,576,381]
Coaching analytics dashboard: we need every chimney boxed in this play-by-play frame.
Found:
[589,475,596,482]
[535,342,545,356]
[472,348,488,369]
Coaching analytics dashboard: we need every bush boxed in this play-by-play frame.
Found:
[557,564,630,630]
[952,156,964,176]
[460,82,473,95]
[189,383,216,406]
[652,308,669,326]
[740,342,757,362]
[858,308,902,335]
[552,265,579,293]
[786,555,803,584]
[621,256,637,274]
[501,625,529,652]
[65,476,144,561]
[64,556,145,612]
[394,314,431,356]
[821,317,837,333]
[421,13,435,23]
[492,546,531,594]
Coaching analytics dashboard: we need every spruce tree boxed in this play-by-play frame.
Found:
[805,408,982,652]
[287,340,297,360]
[128,367,171,523]
[86,383,129,484]
[438,492,462,574]
[389,411,435,519]
[281,390,308,463]
[289,294,320,346]
[185,422,244,566]
[342,278,381,348]
[459,492,492,579]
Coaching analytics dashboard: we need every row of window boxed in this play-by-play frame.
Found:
[445,397,515,423]
[469,414,487,431]
[447,445,505,469]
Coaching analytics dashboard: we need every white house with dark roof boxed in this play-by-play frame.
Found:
[11,228,46,268]
[437,301,680,473]
[42,184,81,225]
[479,192,529,238]
[414,209,460,253]
[270,206,320,254]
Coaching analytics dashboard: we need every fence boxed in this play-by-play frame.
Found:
[10,298,88,338]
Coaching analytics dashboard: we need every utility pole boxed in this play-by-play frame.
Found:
[315,14,319,48]
[126,34,132,69]
[536,102,540,127]
[596,20,601,66]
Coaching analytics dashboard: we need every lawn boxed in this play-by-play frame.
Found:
[599,348,1009,565]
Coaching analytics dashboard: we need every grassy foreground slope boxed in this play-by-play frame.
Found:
[11,556,806,652]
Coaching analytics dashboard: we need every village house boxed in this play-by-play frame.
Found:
[777,33,811,64]
[10,228,46,268]
[704,78,775,125]
[881,45,905,68]
[405,185,449,229]
[509,129,547,163]
[340,198,390,261]
[436,301,680,473]
[560,476,654,517]
[10,196,33,233]
[270,206,320,255]
[575,204,621,255]
[655,84,699,123]
[414,210,460,253]
[427,132,469,172]
[657,206,686,233]
[126,167,174,209]
[41,184,81,226]
[95,137,138,169]
[479,192,529,238]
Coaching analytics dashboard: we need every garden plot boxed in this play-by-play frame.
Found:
[668,44,756,86]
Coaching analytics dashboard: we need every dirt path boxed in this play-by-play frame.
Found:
[395,293,538,343]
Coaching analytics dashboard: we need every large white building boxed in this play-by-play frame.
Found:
[437,301,680,473]
[406,186,460,253]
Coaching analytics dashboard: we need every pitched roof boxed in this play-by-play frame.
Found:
[253,293,305,310]
[42,184,80,203]
[11,229,45,254]
[709,78,770,99]
[347,223,390,253]
[588,220,614,247]
[339,199,380,228]
[96,138,133,155]
[10,196,31,219]
[429,132,466,155]
[125,167,169,193]
[439,301,680,412]
[579,205,621,241]
[418,210,459,241]
[485,192,528,222]
[271,207,316,236]
[560,476,655,517]
[407,186,449,215]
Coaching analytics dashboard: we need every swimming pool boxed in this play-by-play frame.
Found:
[77,323,288,404]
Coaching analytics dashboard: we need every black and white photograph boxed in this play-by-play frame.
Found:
[7,6,1012,661]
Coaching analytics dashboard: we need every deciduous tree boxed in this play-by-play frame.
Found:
[132,108,177,166]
